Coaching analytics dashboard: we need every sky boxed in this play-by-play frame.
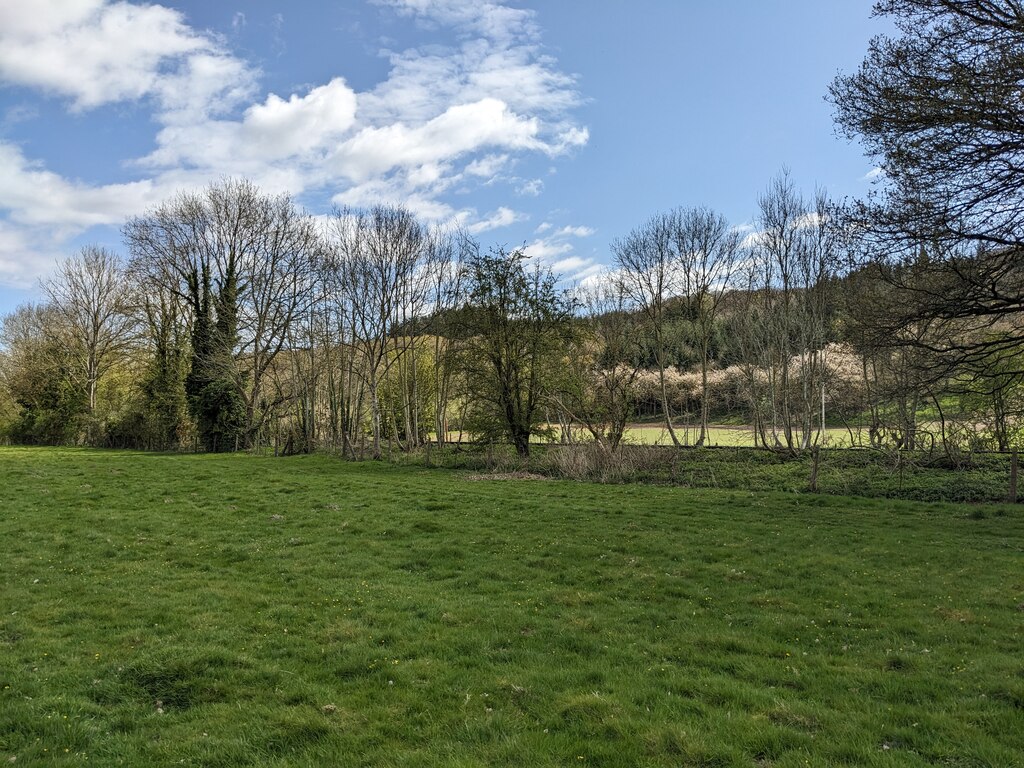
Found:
[0,0,890,315]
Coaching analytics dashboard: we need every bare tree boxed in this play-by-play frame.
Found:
[830,0,1024,254]
[554,274,643,451]
[671,208,740,445]
[315,241,364,457]
[229,185,321,447]
[744,174,840,452]
[43,247,135,423]
[328,205,424,459]
[613,214,684,445]
[830,1,1024,384]
[417,226,469,447]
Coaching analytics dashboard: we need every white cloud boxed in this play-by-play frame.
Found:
[547,125,589,154]
[523,238,572,261]
[0,104,38,132]
[571,263,605,281]
[862,166,885,181]
[521,218,599,278]
[467,206,525,234]
[144,77,359,169]
[554,225,594,238]
[0,220,66,288]
[465,153,510,177]
[155,51,257,123]
[0,0,589,288]
[740,230,765,249]
[0,0,250,112]
[516,178,544,196]
[376,0,538,46]
[552,255,590,273]
[358,1,583,126]
[331,175,460,222]
[0,142,165,228]
[330,98,542,183]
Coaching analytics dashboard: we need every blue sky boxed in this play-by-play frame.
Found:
[0,0,888,314]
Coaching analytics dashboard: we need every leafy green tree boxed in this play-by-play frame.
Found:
[184,261,246,452]
[137,283,191,449]
[460,249,576,457]
[0,305,88,444]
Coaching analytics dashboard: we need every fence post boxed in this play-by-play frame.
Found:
[1010,450,1018,504]
[809,446,821,493]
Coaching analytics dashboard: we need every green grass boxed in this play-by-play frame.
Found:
[422,444,1018,503]
[1,447,1022,766]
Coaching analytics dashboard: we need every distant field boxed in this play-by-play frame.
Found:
[441,425,868,447]
[617,424,858,448]
[1,448,1022,766]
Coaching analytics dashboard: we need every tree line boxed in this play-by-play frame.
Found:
[3,0,1024,460]
[1,174,1019,459]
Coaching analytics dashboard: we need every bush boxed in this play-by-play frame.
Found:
[403,443,1017,503]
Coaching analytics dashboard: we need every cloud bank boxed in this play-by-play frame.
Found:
[0,0,588,287]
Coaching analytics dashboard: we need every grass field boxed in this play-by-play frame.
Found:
[1,448,1022,766]
[617,425,857,448]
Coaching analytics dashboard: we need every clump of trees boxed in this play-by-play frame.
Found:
[124,179,320,452]
[613,206,740,446]
[826,0,1024,455]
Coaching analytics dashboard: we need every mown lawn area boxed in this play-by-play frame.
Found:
[1,447,1022,766]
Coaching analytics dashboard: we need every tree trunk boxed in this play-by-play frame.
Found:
[513,430,531,458]
[657,359,681,447]
[697,352,709,447]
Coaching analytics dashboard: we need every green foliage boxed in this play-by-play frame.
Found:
[403,443,1018,504]
[105,336,191,451]
[1,448,1021,765]
[140,340,191,449]
[460,248,577,456]
[1,312,88,445]
[184,263,246,452]
[6,392,85,445]
[951,335,1024,452]
[193,375,247,453]
[378,342,437,444]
